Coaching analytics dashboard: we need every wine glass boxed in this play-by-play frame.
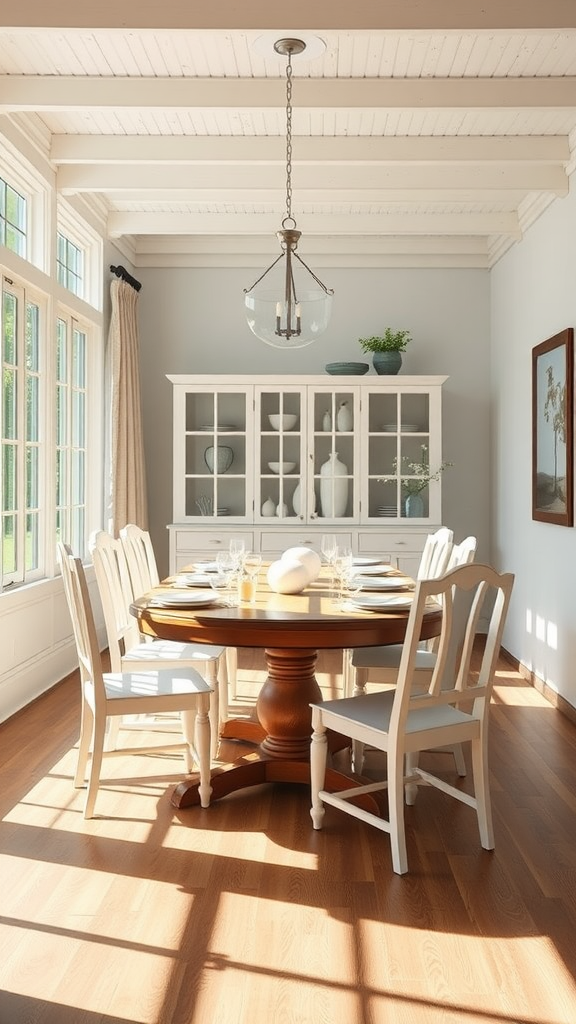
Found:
[333,548,354,607]
[229,537,246,569]
[211,552,238,606]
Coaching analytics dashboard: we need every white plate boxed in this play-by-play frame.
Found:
[354,576,414,592]
[382,423,420,432]
[192,561,220,572]
[351,593,414,611]
[198,424,235,431]
[173,572,214,587]
[352,556,384,566]
[352,562,395,575]
[149,589,218,609]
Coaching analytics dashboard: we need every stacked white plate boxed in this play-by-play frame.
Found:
[198,424,235,432]
[382,423,420,432]
[148,590,218,609]
[377,506,396,516]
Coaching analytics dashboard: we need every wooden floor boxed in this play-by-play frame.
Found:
[1,647,576,1024]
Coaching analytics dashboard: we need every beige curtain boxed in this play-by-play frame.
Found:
[109,277,148,535]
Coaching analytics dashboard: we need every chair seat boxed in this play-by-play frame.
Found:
[124,640,225,664]
[103,666,213,700]
[350,644,436,670]
[318,689,475,737]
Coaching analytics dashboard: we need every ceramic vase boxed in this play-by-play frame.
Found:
[405,493,424,518]
[320,451,348,518]
[292,481,301,516]
[204,444,233,473]
[336,400,353,431]
[261,496,276,517]
[322,410,332,432]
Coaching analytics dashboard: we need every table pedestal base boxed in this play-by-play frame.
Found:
[171,646,380,815]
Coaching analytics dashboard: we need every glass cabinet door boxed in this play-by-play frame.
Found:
[365,388,436,520]
[256,388,304,521]
[181,387,249,520]
[312,387,359,522]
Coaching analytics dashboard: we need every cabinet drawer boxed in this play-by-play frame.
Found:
[173,529,254,553]
[260,530,353,556]
[357,531,429,554]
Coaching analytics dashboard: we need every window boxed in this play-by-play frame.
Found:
[2,279,42,584]
[0,177,27,258]
[56,314,87,559]
[57,232,84,297]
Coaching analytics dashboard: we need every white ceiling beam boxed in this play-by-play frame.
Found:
[57,163,568,194]
[49,135,571,165]
[135,234,490,256]
[3,1,576,31]
[4,76,576,111]
[105,188,529,205]
[107,210,520,237]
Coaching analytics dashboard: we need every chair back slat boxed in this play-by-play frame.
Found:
[394,563,514,724]
[417,526,453,580]
[89,530,142,671]
[57,542,106,711]
[120,523,160,596]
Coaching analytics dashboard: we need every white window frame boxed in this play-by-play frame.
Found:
[1,275,48,587]
[0,143,48,272]
[57,200,102,310]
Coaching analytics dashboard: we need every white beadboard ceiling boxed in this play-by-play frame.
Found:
[2,2,576,268]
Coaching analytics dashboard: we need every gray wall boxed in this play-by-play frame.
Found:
[137,265,491,577]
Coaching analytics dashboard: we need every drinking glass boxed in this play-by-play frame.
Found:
[240,551,262,604]
[229,537,246,570]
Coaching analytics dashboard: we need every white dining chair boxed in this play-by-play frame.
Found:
[89,529,226,761]
[346,535,477,775]
[342,526,454,698]
[310,562,514,874]
[120,522,239,709]
[57,543,213,818]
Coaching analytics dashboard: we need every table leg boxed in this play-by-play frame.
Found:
[171,646,380,815]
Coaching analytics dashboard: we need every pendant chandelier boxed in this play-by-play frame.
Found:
[244,38,333,349]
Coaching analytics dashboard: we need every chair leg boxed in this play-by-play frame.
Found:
[75,700,93,787]
[226,647,238,701]
[203,660,220,761]
[471,733,494,850]
[452,742,467,777]
[310,711,328,830]
[217,651,229,724]
[84,714,107,819]
[351,738,365,774]
[194,696,213,808]
[352,665,369,697]
[388,748,409,875]
[404,752,420,806]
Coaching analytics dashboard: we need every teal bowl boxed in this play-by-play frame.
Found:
[325,361,370,375]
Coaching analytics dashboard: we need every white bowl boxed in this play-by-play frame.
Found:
[268,461,296,474]
[269,413,298,431]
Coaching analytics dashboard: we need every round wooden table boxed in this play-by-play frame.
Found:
[131,572,442,809]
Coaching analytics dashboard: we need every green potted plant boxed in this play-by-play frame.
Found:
[358,328,412,375]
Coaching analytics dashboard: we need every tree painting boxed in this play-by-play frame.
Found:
[543,364,566,499]
[533,328,573,526]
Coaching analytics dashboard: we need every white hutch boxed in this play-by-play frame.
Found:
[167,374,448,577]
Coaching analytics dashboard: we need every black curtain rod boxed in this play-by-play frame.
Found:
[110,264,142,292]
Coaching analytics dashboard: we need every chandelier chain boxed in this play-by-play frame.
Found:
[285,52,294,223]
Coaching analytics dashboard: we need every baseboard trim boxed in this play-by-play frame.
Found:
[500,646,576,727]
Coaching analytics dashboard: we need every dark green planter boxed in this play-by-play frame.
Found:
[372,351,402,375]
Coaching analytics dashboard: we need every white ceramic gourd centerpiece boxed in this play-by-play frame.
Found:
[281,546,322,583]
[267,558,309,594]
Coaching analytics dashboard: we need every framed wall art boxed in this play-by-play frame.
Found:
[532,327,574,526]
